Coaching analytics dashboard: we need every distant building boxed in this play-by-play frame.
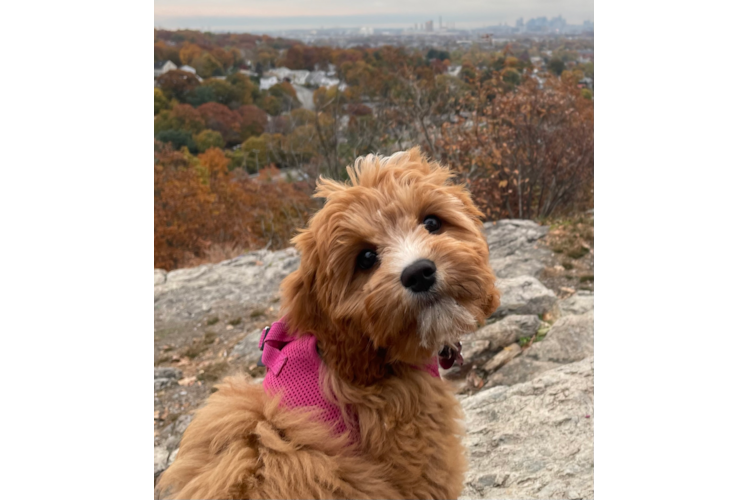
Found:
[259,76,279,90]
[265,67,311,85]
[426,20,434,32]
[179,65,196,74]
[308,71,341,88]
[577,49,594,63]
[154,60,177,78]
[549,15,567,31]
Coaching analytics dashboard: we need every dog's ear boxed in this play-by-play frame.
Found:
[280,228,325,334]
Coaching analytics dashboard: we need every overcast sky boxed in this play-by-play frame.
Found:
[154,0,594,32]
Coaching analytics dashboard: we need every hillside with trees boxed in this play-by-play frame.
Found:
[154,29,593,270]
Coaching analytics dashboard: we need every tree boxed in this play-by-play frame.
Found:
[289,108,316,125]
[268,82,300,113]
[154,143,316,270]
[185,85,217,107]
[312,85,347,178]
[439,76,593,220]
[226,73,260,105]
[240,135,273,171]
[155,103,205,135]
[155,41,182,66]
[426,48,450,61]
[156,70,201,102]
[237,105,268,140]
[504,56,520,68]
[198,147,231,184]
[155,129,197,153]
[501,68,521,86]
[210,46,234,71]
[194,129,225,152]
[199,79,242,108]
[281,44,331,70]
[154,88,170,115]
[179,42,202,66]
[194,52,224,78]
[257,93,281,116]
[196,102,242,145]
[548,57,566,76]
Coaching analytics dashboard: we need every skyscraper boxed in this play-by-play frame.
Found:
[426,20,434,32]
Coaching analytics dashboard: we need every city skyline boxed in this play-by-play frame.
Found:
[154,0,593,32]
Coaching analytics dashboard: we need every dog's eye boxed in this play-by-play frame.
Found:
[423,215,442,233]
[356,249,378,270]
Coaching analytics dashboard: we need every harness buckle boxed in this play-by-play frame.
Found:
[257,326,271,368]
[259,326,270,351]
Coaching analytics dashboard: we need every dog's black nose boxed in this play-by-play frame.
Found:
[401,259,437,293]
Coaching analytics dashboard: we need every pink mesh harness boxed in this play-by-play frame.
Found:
[258,320,441,440]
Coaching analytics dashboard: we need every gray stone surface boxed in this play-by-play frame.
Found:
[154,247,300,325]
[154,269,167,286]
[460,358,594,500]
[483,343,523,372]
[154,221,553,328]
[230,329,264,365]
[154,367,183,380]
[461,340,491,365]
[483,220,550,258]
[485,355,561,387]
[158,414,194,448]
[483,220,552,279]
[154,378,174,391]
[490,255,546,280]
[155,445,181,484]
[154,445,169,475]
[154,219,595,497]
[559,291,594,317]
[527,311,594,364]
[493,276,558,319]
[154,367,183,391]
[465,315,542,350]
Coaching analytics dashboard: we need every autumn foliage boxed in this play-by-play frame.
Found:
[440,75,594,220]
[154,143,315,270]
[154,30,594,270]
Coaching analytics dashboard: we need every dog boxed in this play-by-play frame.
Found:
[157,147,500,499]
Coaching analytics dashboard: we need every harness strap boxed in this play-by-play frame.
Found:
[258,321,295,375]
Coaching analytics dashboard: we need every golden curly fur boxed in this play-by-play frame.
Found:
[157,148,500,499]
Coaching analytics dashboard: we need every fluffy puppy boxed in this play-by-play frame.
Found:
[157,147,500,500]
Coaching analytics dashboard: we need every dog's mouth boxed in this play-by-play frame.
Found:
[438,342,463,369]
[416,295,476,351]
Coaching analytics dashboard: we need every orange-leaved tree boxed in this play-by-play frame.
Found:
[154,143,316,270]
